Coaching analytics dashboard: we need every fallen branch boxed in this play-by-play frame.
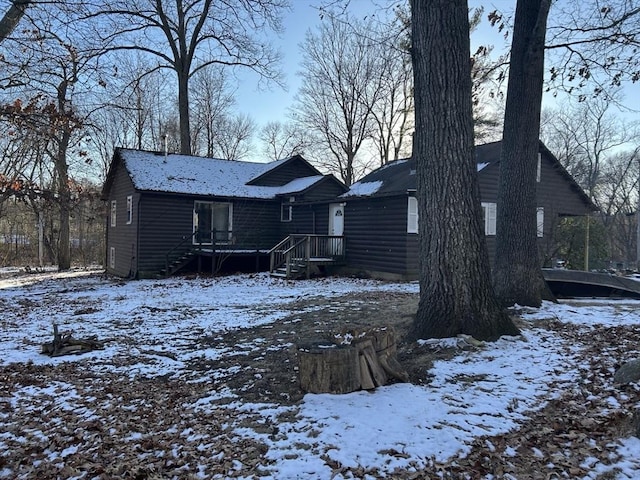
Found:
[41,323,105,357]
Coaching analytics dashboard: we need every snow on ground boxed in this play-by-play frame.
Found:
[1,268,639,479]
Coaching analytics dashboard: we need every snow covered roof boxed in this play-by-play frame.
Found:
[115,149,325,199]
[342,141,510,198]
[341,180,384,198]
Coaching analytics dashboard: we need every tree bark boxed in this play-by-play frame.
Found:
[0,0,31,43]
[494,0,552,307]
[178,70,192,155]
[55,80,72,271]
[410,0,519,341]
[55,128,72,271]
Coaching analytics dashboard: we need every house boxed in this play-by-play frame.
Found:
[101,148,347,278]
[102,141,596,281]
[336,140,598,280]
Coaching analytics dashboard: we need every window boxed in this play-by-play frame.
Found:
[407,197,418,233]
[537,207,544,237]
[110,200,116,227]
[281,202,292,222]
[481,202,497,236]
[193,201,233,245]
[109,247,115,269]
[536,153,542,182]
[126,195,133,224]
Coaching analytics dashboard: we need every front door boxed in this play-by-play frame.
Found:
[328,203,344,255]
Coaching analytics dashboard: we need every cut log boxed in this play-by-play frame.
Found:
[354,338,387,388]
[298,343,361,394]
[298,326,409,394]
[378,353,410,383]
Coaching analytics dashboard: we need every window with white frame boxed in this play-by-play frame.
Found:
[193,201,233,244]
[536,153,542,182]
[481,202,497,235]
[109,247,115,269]
[407,197,418,233]
[126,195,133,224]
[281,202,292,222]
[537,207,544,237]
[110,200,116,227]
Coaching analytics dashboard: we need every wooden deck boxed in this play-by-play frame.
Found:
[269,235,345,279]
[542,268,640,299]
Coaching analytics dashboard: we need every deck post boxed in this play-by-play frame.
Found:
[306,235,312,279]
[286,250,291,278]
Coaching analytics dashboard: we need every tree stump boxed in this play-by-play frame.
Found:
[298,343,361,394]
[298,327,408,394]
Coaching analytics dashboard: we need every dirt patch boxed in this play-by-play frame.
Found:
[186,290,425,404]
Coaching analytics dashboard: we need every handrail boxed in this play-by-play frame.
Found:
[164,229,232,276]
[269,234,345,278]
[165,231,200,275]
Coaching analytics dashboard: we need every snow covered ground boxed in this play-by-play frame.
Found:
[1,268,639,479]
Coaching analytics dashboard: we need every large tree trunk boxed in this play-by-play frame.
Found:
[493,0,552,307]
[0,0,31,43]
[55,130,71,271]
[55,80,72,271]
[177,70,192,155]
[410,0,519,341]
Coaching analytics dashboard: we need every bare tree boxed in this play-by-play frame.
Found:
[370,35,414,165]
[493,0,552,307]
[542,95,640,268]
[545,1,640,98]
[488,0,640,305]
[542,93,637,199]
[410,0,518,341]
[295,15,384,186]
[259,121,310,160]
[0,3,103,270]
[190,68,235,158]
[213,113,255,161]
[92,0,288,155]
[0,0,31,43]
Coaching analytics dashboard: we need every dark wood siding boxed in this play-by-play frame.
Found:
[250,157,320,186]
[301,180,347,202]
[343,196,411,277]
[137,194,192,277]
[477,163,499,267]
[136,193,280,277]
[105,163,138,277]
[537,154,592,216]
[233,200,281,247]
[475,154,592,268]
[280,203,330,237]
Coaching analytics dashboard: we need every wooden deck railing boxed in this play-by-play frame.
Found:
[269,235,345,278]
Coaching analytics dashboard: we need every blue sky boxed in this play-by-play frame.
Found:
[234,1,638,131]
[234,0,404,127]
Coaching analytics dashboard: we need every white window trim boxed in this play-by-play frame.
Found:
[192,201,233,245]
[126,195,133,225]
[110,200,117,227]
[407,197,418,234]
[481,202,497,236]
[109,247,115,269]
[537,207,544,237]
[536,153,542,182]
[281,202,292,222]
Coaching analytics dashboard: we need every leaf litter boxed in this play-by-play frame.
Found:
[0,268,638,479]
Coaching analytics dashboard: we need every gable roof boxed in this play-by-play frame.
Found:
[342,140,596,212]
[102,149,336,200]
[341,153,492,198]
